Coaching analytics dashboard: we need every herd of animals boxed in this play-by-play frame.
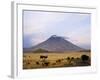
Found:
[23,54,90,69]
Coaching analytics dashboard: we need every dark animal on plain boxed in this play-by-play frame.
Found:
[41,61,50,66]
[27,62,30,65]
[71,57,74,60]
[44,62,50,66]
[40,55,48,59]
[36,61,39,65]
[56,59,61,63]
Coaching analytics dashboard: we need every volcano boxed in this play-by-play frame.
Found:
[26,35,83,52]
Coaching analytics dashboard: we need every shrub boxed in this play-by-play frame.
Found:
[71,57,74,60]
[36,61,39,65]
[81,55,89,62]
[66,57,70,60]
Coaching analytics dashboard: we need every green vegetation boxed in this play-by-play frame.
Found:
[33,48,49,53]
[79,49,91,52]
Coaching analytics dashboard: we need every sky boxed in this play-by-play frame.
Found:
[23,10,91,49]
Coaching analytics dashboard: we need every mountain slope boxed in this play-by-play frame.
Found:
[30,35,83,52]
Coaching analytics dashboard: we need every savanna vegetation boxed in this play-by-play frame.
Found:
[23,51,91,69]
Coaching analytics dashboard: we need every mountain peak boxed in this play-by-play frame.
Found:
[49,35,65,40]
[51,35,58,37]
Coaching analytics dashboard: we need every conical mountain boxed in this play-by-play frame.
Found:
[30,35,83,52]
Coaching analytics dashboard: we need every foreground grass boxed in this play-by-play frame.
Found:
[23,51,91,69]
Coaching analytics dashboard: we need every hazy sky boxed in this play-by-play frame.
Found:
[23,10,91,49]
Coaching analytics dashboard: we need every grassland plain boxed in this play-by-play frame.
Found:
[23,51,91,69]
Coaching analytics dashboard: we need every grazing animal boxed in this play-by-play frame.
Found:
[36,61,39,65]
[41,61,50,66]
[44,62,50,66]
[27,62,30,65]
[56,59,61,63]
[40,55,48,59]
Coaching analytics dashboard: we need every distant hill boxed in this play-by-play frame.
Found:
[24,35,83,53]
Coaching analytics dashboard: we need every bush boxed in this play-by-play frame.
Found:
[66,57,70,60]
[81,55,89,62]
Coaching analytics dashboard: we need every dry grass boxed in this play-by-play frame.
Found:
[23,51,91,69]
